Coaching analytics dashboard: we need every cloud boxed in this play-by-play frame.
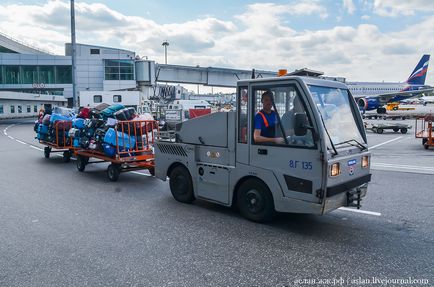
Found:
[373,0,434,17]
[343,0,356,15]
[0,0,433,85]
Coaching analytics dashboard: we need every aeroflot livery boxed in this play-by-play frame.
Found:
[348,54,433,113]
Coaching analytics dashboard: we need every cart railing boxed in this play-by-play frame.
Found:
[115,120,159,158]
[415,116,433,138]
[40,120,72,149]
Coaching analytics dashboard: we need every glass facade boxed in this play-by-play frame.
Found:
[104,59,134,81]
[0,65,72,84]
[55,66,72,84]
[21,66,38,84]
[0,105,3,114]
[39,66,55,84]
[4,66,20,84]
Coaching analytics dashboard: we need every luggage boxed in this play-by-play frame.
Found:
[42,114,51,126]
[94,103,110,111]
[38,124,49,135]
[103,128,136,149]
[105,118,117,127]
[78,107,91,119]
[53,107,75,117]
[101,104,125,119]
[73,138,80,148]
[102,143,117,157]
[94,128,107,143]
[72,118,85,129]
[50,113,72,123]
[79,137,90,149]
[68,128,80,138]
[53,120,71,131]
[114,107,136,121]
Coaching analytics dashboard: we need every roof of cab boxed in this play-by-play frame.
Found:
[237,76,349,90]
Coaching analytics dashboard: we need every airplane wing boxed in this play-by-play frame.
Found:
[359,87,434,104]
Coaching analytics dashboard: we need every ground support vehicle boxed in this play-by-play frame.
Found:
[366,122,411,134]
[362,113,412,120]
[39,120,74,162]
[75,120,158,181]
[155,76,371,222]
[386,102,415,111]
[415,116,434,149]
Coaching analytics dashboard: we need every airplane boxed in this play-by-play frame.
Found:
[347,54,434,113]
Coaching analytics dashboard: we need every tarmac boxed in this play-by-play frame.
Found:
[0,118,433,286]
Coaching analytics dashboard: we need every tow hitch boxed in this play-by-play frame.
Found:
[346,188,362,209]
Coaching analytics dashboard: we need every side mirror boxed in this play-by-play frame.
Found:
[294,113,308,136]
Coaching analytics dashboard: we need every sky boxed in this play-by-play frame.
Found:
[1,0,433,86]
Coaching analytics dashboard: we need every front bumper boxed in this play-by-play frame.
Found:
[323,183,369,214]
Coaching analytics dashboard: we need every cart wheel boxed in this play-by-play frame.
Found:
[107,164,121,182]
[169,165,195,203]
[393,128,399,132]
[44,147,51,158]
[63,151,71,162]
[76,155,87,172]
[148,167,155,176]
[377,128,384,134]
[237,178,275,223]
[422,138,428,146]
[400,128,408,134]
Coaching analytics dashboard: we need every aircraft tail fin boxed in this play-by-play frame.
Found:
[406,54,430,85]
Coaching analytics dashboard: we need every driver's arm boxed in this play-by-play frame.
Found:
[253,129,283,144]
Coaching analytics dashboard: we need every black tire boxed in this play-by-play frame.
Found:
[169,165,195,203]
[148,167,155,176]
[63,151,71,162]
[76,155,87,172]
[107,164,121,182]
[422,138,428,146]
[237,179,275,223]
[377,128,384,134]
[393,128,399,132]
[400,128,408,134]
[377,107,386,114]
[424,144,429,150]
[44,147,51,158]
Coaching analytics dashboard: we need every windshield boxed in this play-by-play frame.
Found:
[308,85,365,147]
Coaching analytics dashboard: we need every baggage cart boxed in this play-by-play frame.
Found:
[365,122,411,134]
[74,119,158,181]
[415,116,434,149]
[39,120,75,162]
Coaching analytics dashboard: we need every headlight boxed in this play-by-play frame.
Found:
[362,156,369,168]
[330,163,340,177]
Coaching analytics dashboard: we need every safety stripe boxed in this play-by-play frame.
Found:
[257,111,269,128]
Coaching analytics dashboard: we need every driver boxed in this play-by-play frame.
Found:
[253,91,284,144]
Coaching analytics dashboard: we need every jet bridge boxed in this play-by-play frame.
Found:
[135,60,277,88]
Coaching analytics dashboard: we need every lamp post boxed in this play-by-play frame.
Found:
[162,40,169,64]
[70,0,77,108]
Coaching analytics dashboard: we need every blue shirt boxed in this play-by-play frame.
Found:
[254,110,278,138]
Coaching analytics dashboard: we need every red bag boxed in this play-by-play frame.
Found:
[78,107,91,119]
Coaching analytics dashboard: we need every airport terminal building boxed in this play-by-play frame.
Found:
[0,32,137,118]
